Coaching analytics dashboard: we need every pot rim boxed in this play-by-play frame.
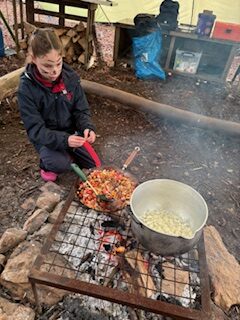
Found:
[130,179,208,239]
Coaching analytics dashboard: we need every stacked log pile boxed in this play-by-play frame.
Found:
[19,22,94,65]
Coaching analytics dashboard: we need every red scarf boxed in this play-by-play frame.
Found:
[33,66,72,99]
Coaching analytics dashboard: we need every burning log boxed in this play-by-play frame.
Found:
[121,249,156,298]
[161,262,189,296]
[103,265,120,287]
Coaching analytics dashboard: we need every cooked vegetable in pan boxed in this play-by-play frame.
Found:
[76,168,136,211]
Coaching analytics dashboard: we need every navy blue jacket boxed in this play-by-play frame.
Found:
[18,63,95,152]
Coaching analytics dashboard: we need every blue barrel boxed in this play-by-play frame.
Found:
[0,28,5,57]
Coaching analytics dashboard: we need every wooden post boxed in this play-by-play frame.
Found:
[26,0,35,25]
[59,2,65,27]
[85,4,97,68]
[113,25,120,66]
[165,34,176,69]
[12,0,19,50]
[221,45,238,81]
[19,0,25,39]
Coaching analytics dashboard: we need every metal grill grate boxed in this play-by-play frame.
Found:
[29,184,211,320]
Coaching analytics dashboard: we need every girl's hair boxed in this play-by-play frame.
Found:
[29,28,63,58]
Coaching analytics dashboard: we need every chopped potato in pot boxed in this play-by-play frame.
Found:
[141,209,194,238]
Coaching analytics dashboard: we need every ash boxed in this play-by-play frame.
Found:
[59,295,169,320]
[47,203,201,319]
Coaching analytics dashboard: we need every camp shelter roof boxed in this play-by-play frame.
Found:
[38,0,240,25]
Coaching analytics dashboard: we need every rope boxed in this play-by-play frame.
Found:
[99,4,114,26]
[190,0,195,26]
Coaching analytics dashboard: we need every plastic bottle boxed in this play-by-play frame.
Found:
[196,11,216,37]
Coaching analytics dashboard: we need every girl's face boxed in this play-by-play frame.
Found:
[32,49,63,82]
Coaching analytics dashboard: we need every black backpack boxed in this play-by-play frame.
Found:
[156,0,179,31]
[134,14,159,36]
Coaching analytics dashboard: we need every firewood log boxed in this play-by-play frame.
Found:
[78,37,87,51]
[54,28,67,37]
[75,22,85,32]
[73,42,83,56]
[60,35,71,50]
[78,53,85,64]
[72,34,81,43]
[1,69,240,137]
[24,22,36,35]
[66,29,77,38]
[123,250,156,298]
[19,39,28,50]
[65,46,75,64]
[22,20,94,66]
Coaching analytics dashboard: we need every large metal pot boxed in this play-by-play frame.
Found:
[129,179,208,256]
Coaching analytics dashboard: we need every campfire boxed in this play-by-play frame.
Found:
[29,184,211,319]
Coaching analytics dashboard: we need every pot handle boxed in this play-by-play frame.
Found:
[129,209,144,228]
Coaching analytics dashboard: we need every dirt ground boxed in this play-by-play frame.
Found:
[0,0,239,315]
[0,35,239,320]
[0,52,239,262]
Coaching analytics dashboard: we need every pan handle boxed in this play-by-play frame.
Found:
[71,163,87,182]
[122,146,140,171]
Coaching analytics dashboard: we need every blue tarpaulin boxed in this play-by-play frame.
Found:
[132,29,166,80]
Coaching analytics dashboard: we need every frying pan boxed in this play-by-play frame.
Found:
[75,147,140,212]
[71,163,114,202]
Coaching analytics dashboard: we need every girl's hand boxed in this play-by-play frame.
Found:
[84,129,96,144]
[68,135,86,148]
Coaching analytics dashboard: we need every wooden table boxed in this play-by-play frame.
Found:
[113,19,240,82]
[25,0,117,68]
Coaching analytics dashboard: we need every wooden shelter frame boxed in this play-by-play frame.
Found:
[10,0,116,67]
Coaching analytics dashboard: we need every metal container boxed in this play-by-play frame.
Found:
[130,179,208,256]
